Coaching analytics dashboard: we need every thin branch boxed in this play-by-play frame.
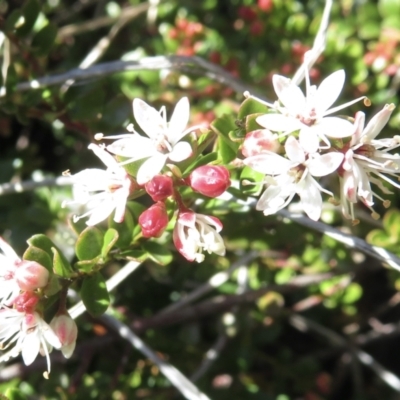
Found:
[101,312,212,400]
[292,0,333,85]
[289,314,400,392]
[0,176,73,196]
[0,56,268,102]
[278,209,400,273]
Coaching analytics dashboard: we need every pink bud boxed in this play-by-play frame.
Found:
[145,175,174,202]
[187,165,230,198]
[15,260,49,291]
[14,292,40,313]
[241,129,279,157]
[139,202,169,238]
[50,313,78,359]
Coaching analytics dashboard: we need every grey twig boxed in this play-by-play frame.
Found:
[292,0,333,85]
[278,209,400,273]
[101,312,211,400]
[289,314,400,392]
[1,55,267,101]
[0,176,73,196]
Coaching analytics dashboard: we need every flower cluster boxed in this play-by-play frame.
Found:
[243,62,398,223]
[65,98,231,262]
[0,238,77,377]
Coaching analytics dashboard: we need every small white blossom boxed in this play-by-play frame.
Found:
[249,68,365,150]
[339,103,399,220]
[0,310,61,377]
[63,144,134,226]
[0,237,21,307]
[173,211,226,263]
[244,136,344,220]
[106,97,195,185]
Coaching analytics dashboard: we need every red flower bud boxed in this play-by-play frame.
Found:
[15,260,49,292]
[188,165,230,198]
[139,202,169,238]
[145,175,174,202]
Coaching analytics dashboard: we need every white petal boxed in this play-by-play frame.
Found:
[299,128,320,154]
[168,141,192,162]
[361,103,395,142]
[285,136,305,164]
[136,154,167,185]
[42,324,62,349]
[315,70,345,115]
[244,153,293,175]
[307,152,344,177]
[107,135,156,159]
[273,75,306,114]
[298,175,322,221]
[168,97,190,144]
[61,341,76,359]
[22,331,40,366]
[88,144,118,169]
[256,114,303,133]
[350,111,366,146]
[85,200,116,226]
[313,117,354,138]
[0,238,20,263]
[133,99,165,139]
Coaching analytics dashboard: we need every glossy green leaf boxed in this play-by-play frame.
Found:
[81,272,110,317]
[16,0,40,37]
[27,234,56,258]
[108,210,134,248]
[75,257,101,274]
[52,247,74,278]
[31,23,57,56]
[22,246,52,272]
[102,228,119,257]
[142,241,173,266]
[5,388,27,400]
[76,226,104,261]
[240,166,264,195]
[238,98,268,119]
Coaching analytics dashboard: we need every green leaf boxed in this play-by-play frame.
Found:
[182,152,218,176]
[379,0,400,18]
[22,246,52,272]
[108,209,134,248]
[5,388,28,400]
[4,10,23,33]
[342,283,362,304]
[240,166,264,195]
[238,98,268,119]
[52,247,74,278]
[31,23,57,56]
[102,228,119,257]
[382,209,400,241]
[81,272,110,317]
[16,0,40,37]
[27,234,56,258]
[76,227,104,261]
[366,229,391,248]
[245,113,266,132]
[75,257,101,274]
[142,241,173,266]
[117,249,148,261]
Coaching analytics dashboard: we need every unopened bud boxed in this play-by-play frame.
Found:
[241,129,279,157]
[15,261,49,291]
[139,202,169,238]
[50,313,78,359]
[187,165,230,197]
[14,292,40,313]
[145,175,174,202]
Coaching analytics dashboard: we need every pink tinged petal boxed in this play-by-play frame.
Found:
[285,136,305,164]
[299,128,320,154]
[343,170,357,203]
[298,175,322,221]
[168,97,190,144]
[173,223,195,262]
[307,152,344,177]
[314,70,345,115]
[168,141,192,162]
[133,99,166,139]
[357,167,374,206]
[107,135,156,159]
[256,114,303,133]
[88,144,118,169]
[243,153,293,175]
[0,237,20,263]
[22,331,40,365]
[361,103,395,141]
[273,75,306,114]
[313,117,354,138]
[350,112,366,146]
[343,149,354,171]
[136,154,168,185]
[61,342,76,359]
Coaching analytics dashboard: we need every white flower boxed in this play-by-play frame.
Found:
[0,310,61,377]
[339,103,399,220]
[251,69,365,150]
[106,97,194,185]
[173,211,226,263]
[0,237,21,307]
[244,136,344,220]
[63,144,134,226]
